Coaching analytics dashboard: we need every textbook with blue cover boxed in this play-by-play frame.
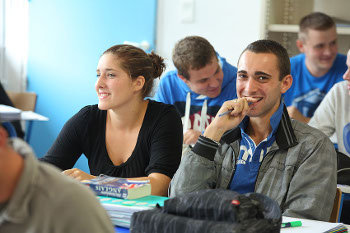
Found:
[82,175,151,199]
[97,195,169,228]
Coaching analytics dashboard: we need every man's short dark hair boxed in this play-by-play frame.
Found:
[238,40,291,80]
[299,12,335,41]
[172,36,217,80]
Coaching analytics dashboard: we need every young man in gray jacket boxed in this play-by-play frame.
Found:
[170,40,337,222]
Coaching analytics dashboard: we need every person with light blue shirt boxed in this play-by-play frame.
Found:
[284,12,347,124]
[309,49,350,224]
[170,39,337,222]
[309,49,350,158]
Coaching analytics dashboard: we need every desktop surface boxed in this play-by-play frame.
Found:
[281,216,348,232]
[114,216,350,232]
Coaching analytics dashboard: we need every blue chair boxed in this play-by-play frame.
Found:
[2,122,17,137]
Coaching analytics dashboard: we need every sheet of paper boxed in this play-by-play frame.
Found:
[281,216,347,232]
[338,184,350,194]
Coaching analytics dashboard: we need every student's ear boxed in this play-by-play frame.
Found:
[0,127,8,148]
[133,76,145,92]
[296,39,305,53]
[177,74,190,84]
[280,75,293,94]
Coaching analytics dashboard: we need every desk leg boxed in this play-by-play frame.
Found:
[339,193,344,223]
[25,121,33,143]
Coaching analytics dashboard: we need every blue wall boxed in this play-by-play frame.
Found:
[27,0,157,172]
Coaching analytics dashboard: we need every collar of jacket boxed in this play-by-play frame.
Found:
[221,105,298,150]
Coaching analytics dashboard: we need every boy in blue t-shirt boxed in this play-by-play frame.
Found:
[284,12,347,123]
[154,36,237,146]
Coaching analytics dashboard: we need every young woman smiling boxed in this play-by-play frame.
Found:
[40,45,183,196]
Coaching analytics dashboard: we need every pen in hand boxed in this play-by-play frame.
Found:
[218,102,252,117]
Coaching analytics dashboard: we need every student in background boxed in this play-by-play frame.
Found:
[284,12,347,123]
[170,40,337,221]
[0,126,115,233]
[309,49,350,225]
[40,45,183,196]
[309,49,350,157]
[154,36,237,147]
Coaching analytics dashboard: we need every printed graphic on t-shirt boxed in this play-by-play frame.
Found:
[181,111,215,131]
[344,123,350,154]
[229,137,272,194]
[237,144,269,165]
[292,88,326,117]
[173,102,220,131]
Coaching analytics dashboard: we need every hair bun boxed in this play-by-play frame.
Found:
[148,51,166,79]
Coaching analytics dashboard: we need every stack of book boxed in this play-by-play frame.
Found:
[97,195,168,228]
[82,175,168,228]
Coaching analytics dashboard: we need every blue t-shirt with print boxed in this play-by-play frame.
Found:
[229,102,284,194]
[283,53,346,117]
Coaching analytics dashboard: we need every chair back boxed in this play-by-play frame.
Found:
[2,122,17,137]
[6,91,37,111]
[329,188,343,222]
[6,91,37,142]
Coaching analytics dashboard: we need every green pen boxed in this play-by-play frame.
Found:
[281,220,302,228]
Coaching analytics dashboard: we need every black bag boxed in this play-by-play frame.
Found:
[337,151,350,185]
[130,189,281,233]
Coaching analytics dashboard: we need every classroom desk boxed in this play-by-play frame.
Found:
[338,184,350,197]
[281,216,349,232]
[115,217,350,233]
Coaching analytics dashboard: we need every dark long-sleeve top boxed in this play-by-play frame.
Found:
[40,100,183,178]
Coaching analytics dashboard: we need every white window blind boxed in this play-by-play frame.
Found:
[0,0,28,92]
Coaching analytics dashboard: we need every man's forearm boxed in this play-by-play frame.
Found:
[203,124,226,142]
